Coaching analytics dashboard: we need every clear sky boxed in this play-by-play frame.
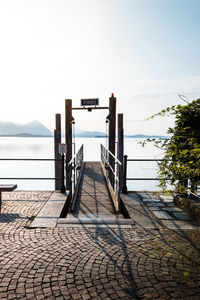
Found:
[0,0,199,134]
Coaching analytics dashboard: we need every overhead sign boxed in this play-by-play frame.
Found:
[59,143,67,154]
[81,98,99,106]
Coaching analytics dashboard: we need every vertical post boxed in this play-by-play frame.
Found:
[0,191,1,213]
[108,94,116,187]
[122,155,128,193]
[65,99,72,191]
[54,114,61,190]
[61,154,66,193]
[118,114,124,190]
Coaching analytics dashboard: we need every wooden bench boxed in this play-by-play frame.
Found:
[0,184,17,212]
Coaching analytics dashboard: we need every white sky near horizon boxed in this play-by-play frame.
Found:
[0,0,200,135]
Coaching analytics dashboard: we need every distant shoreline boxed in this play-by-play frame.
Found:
[0,134,169,139]
[0,134,53,138]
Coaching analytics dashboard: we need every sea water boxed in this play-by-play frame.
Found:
[0,137,164,191]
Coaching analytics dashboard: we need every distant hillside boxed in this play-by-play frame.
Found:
[0,121,53,137]
[75,130,107,137]
[0,122,168,139]
[75,129,168,139]
[125,134,168,139]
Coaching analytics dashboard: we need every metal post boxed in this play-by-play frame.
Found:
[65,99,72,191]
[122,155,128,193]
[54,114,61,190]
[118,114,124,190]
[61,154,66,193]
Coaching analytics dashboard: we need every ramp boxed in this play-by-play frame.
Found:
[58,162,133,226]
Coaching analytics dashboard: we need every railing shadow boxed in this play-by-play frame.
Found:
[0,213,22,223]
[133,191,200,261]
[83,164,106,185]
[69,162,141,298]
[76,221,141,299]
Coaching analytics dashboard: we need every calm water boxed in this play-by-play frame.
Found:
[0,137,164,191]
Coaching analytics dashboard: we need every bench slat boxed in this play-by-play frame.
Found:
[0,184,17,191]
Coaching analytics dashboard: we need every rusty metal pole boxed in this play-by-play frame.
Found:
[118,114,124,190]
[122,155,128,193]
[108,94,116,187]
[54,114,61,190]
[65,99,72,191]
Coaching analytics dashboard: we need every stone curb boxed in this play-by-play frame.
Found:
[58,217,134,225]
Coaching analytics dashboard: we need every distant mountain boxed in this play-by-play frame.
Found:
[0,121,53,137]
[125,134,168,139]
[74,129,168,139]
[21,121,53,136]
[75,130,107,137]
[0,122,168,139]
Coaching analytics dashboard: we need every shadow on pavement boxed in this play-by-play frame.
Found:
[78,221,142,299]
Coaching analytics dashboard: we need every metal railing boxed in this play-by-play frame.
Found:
[100,144,121,211]
[0,158,62,180]
[122,155,200,198]
[68,144,84,210]
[0,157,66,192]
[122,156,169,193]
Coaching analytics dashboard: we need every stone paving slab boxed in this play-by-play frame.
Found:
[153,210,173,220]
[0,191,200,299]
[160,219,200,229]
[30,191,68,228]
[121,192,163,229]
[121,191,200,230]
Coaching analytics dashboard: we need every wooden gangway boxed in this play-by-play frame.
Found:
[66,162,125,223]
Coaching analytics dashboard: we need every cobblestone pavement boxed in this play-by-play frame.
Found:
[0,191,200,299]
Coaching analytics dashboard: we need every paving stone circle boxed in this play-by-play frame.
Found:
[0,191,199,299]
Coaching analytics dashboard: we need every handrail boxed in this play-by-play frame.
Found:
[68,144,84,210]
[186,189,200,200]
[126,159,170,162]
[100,144,121,211]
[0,158,61,161]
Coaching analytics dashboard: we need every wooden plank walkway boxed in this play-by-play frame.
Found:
[66,162,124,222]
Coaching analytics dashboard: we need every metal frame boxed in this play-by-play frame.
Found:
[100,144,121,211]
[67,144,84,210]
[72,107,109,110]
